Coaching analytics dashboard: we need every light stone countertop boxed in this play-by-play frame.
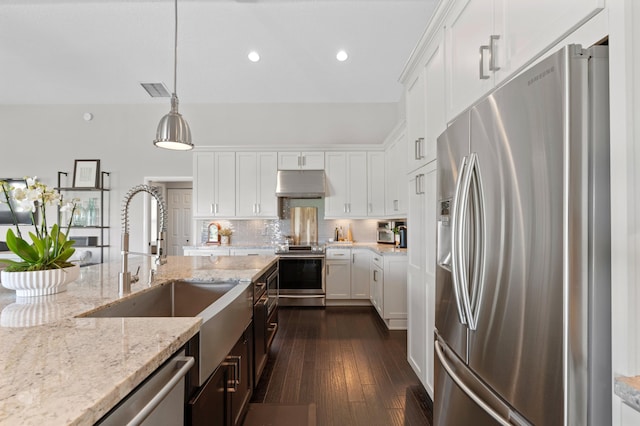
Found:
[184,242,407,256]
[0,255,278,426]
[615,376,640,412]
[325,242,407,256]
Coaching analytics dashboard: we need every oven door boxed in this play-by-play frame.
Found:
[277,256,325,306]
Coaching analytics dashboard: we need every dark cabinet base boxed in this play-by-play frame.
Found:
[188,324,253,426]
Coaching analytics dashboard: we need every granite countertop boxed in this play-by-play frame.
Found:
[0,255,277,426]
[325,242,407,256]
[615,376,640,412]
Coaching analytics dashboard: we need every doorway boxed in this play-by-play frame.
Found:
[167,188,192,255]
[144,177,192,257]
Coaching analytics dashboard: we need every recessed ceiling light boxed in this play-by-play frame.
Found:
[336,50,349,62]
[248,51,260,62]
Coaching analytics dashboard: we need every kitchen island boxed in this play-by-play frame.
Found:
[0,255,277,426]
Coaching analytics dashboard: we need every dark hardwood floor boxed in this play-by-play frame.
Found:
[249,306,433,426]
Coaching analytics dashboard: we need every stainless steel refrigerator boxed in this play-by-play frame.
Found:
[434,45,611,425]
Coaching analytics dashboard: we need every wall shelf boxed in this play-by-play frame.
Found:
[56,171,110,264]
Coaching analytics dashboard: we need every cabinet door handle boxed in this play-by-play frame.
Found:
[373,269,378,281]
[302,155,306,166]
[417,138,425,159]
[479,45,490,80]
[415,139,420,160]
[489,35,500,71]
[415,175,420,195]
[257,203,261,214]
[368,203,372,213]
[326,265,330,275]
[297,156,301,167]
[210,203,214,214]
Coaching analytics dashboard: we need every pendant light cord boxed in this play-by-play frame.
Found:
[173,0,178,96]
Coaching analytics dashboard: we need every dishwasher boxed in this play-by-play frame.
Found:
[97,350,194,426]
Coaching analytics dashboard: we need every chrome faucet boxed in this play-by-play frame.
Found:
[119,184,168,295]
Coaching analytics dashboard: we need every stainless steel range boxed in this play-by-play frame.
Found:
[275,243,325,307]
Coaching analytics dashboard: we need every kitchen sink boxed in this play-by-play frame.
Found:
[81,280,238,318]
[79,279,253,387]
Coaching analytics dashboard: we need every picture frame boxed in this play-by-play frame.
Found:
[72,159,100,188]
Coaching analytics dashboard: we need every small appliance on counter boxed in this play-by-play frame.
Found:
[377,220,406,244]
[398,226,407,248]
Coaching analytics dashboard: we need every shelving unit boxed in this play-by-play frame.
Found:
[56,171,110,265]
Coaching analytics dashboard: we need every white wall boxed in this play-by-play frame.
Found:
[0,102,397,259]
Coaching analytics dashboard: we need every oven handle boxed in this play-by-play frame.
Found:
[278,294,325,299]
[277,255,326,260]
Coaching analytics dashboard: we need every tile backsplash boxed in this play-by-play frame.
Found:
[196,199,393,246]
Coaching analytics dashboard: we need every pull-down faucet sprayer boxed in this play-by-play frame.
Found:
[119,184,168,295]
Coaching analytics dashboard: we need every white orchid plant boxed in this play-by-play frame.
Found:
[0,177,78,272]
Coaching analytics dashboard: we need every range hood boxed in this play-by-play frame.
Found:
[275,170,325,198]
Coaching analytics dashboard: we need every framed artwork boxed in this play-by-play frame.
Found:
[73,159,100,188]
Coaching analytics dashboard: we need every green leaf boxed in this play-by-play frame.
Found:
[6,229,39,263]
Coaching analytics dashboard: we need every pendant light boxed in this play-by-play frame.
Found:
[154,0,193,151]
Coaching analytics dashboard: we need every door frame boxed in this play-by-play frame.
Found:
[143,176,193,255]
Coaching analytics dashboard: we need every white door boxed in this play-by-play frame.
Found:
[167,188,192,256]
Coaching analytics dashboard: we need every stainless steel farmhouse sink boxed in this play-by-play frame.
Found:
[82,280,237,318]
[79,279,253,387]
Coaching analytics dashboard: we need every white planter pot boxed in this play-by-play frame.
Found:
[220,236,231,245]
[0,264,80,297]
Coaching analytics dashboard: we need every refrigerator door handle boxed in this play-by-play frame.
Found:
[456,154,476,327]
[463,153,487,330]
[451,156,469,325]
[435,340,517,426]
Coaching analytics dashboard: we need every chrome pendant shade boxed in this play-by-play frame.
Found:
[154,94,193,150]
[153,0,193,151]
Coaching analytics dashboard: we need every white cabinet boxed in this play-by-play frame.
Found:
[383,255,408,326]
[407,29,445,174]
[324,152,368,218]
[193,151,236,218]
[445,0,496,120]
[621,402,640,426]
[407,161,437,397]
[406,69,426,173]
[369,252,407,330]
[367,152,386,216]
[370,254,384,317]
[385,131,408,216]
[235,152,278,218]
[423,30,446,165]
[326,249,351,299]
[445,0,604,119]
[350,249,371,299]
[277,151,324,170]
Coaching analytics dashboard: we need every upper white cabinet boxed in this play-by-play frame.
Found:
[407,29,446,174]
[445,0,496,120]
[193,151,236,218]
[446,0,604,119]
[324,152,368,218]
[277,151,324,170]
[235,152,278,218]
[406,69,426,174]
[367,152,386,216]
[385,130,408,217]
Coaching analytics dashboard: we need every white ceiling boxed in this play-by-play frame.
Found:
[0,0,438,105]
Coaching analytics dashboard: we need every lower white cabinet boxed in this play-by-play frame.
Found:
[369,252,407,330]
[350,249,371,299]
[370,254,384,316]
[406,161,437,396]
[326,251,352,299]
[326,248,373,302]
